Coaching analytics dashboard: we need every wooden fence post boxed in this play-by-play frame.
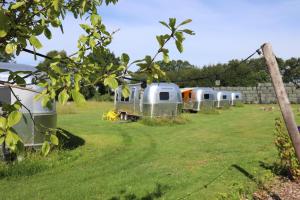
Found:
[261,43,300,162]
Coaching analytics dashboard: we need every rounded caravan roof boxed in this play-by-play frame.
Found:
[143,82,182,104]
[0,62,55,113]
[192,87,214,93]
[215,90,231,101]
[192,87,215,101]
[0,62,36,84]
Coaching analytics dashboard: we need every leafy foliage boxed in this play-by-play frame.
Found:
[274,118,300,179]
[132,57,299,88]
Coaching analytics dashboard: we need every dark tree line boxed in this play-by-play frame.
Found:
[144,57,299,88]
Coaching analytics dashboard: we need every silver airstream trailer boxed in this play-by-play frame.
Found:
[214,91,231,108]
[115,82,182,119]
[0,62,57,147]
[230,92,243,106]
[181,87,215,112]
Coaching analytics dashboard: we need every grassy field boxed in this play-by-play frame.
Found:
[0,102,299,200]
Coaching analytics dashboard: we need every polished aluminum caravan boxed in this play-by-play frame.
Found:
[115,83,182,119]
[181,87,215,112]
[0,62,57,146]
[214,91,231,108]
[230,92,243,105]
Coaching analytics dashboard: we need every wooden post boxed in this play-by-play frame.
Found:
[262,43,300,162]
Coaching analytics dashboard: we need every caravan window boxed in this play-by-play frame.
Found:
[235,95,239,99]
[189,92,192,98]
[159,92,169,100]
[121,94,129,102]
[204,94,210,100]
[222,95,227,99]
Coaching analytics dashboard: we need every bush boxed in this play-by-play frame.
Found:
[57,103,78,115]
[235,101,244,107]
[274,118,300,179]
[93,93,113,102]
[140,115,189,126]
[200,107,220,115]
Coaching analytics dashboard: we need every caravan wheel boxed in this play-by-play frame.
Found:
[120,113,124,120]
[124,113,128,121]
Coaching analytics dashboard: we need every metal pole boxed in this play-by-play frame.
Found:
[261,43,300,162]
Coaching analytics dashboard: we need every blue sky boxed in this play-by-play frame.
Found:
[16,0,300,68]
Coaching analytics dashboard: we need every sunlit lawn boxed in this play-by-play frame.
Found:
[1,102,299,199]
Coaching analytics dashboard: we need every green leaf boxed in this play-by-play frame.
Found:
[41,95,50,108]
[91,14,101,26]
[50,62,62,74]
[0,137,4,145]
[74,74,82,83]
[104,76,118,89]
[180,29,195,35]
[7,111,22,127]
[169,18,176,29]
[51,18,61,27]
[74,74,82,91]
[58,89,69,105]
[121,53,130,66]
[163,52,170,63]
[41,141,50,156]
[29,35,43,49]
[52,0,60,11]
[0,10,9,38]
[71,90,86,104]
[159,21,170,30]
[178,19,192,27]
[161,48,169,63]
[0,117,7,130]
[15,75,26,85]
[80,24,91,32]
[156,35,164,47]
[89,38,96,49]
[175,40,183,53]
[50,134,59,145]
[5,129,21,151]
[122,85,130,98]
[5,43,17,54]
[11,2,25,9]
[33,25,44,36]
[175,32,184,43]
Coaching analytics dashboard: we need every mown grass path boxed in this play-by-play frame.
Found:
[1,102,299,199]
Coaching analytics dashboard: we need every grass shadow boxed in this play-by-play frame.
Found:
[259,161,293,180]
[0,128,84,179]
[57,128,85,150]
[109,183,170,200]
[232,164,281,200]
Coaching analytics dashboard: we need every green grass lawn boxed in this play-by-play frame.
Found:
[1,102,299,200]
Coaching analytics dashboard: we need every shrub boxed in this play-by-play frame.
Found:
[93,93,113,102]
[57,103,77,115]
[200,107,220,115]
[235,101,244,107]
[274,118,300,179]
[140,115,189,126]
